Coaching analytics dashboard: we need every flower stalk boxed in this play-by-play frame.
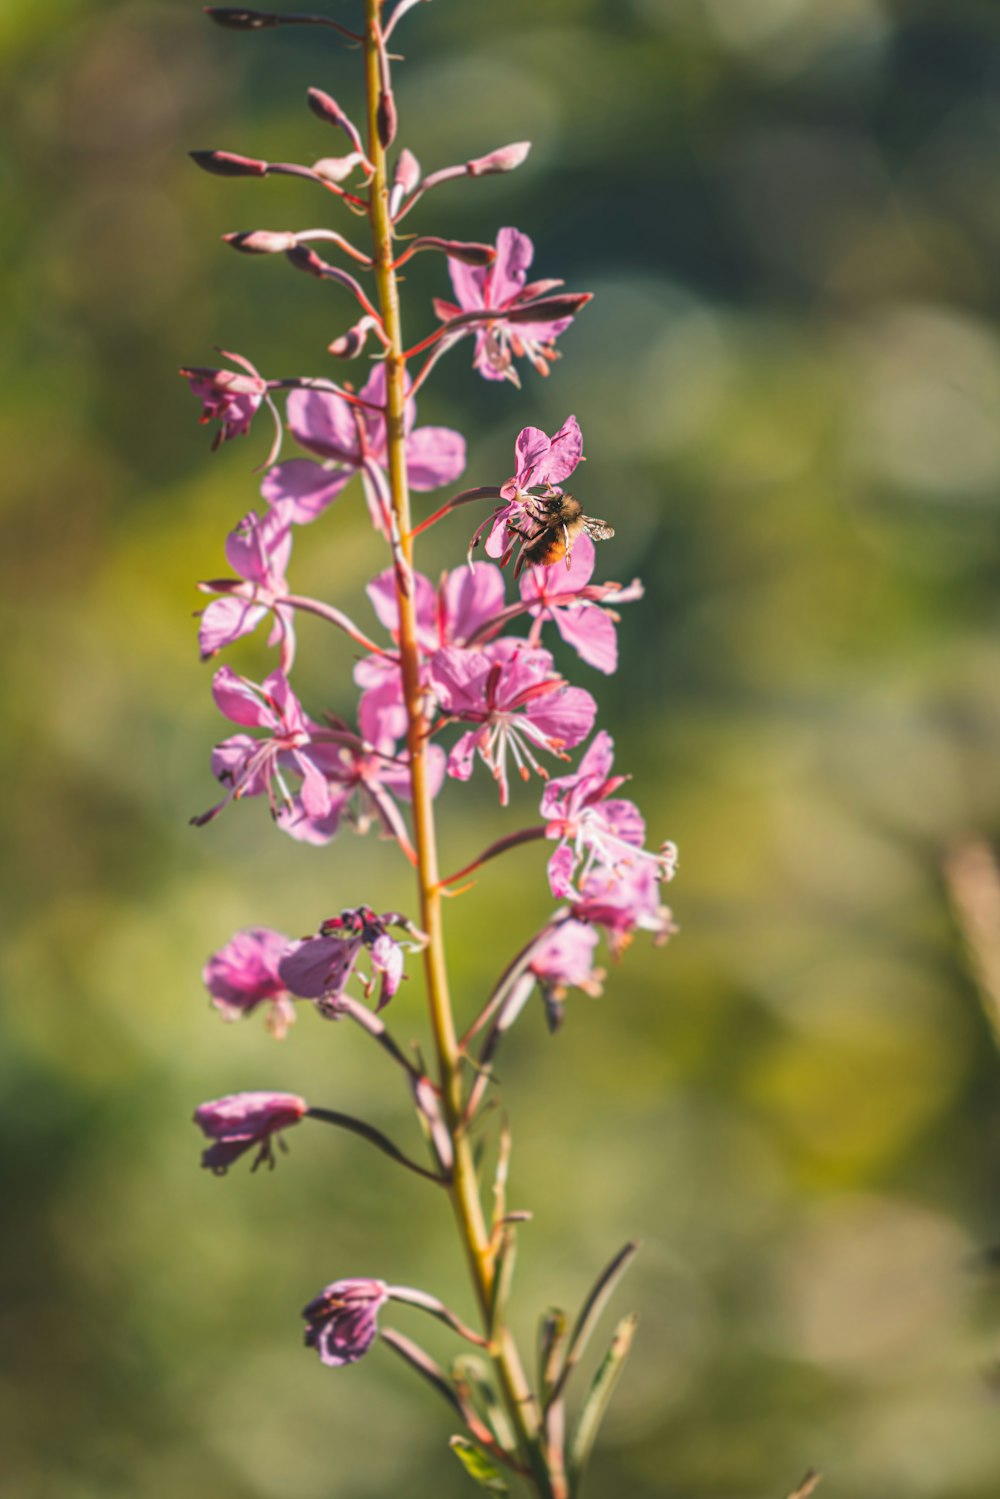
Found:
[362,6,555,1490]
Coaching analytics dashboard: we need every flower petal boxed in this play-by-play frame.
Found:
[260,459,353,524]
[405,425,467,491]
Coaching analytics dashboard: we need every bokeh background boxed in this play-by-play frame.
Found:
[5,0,1000,1495]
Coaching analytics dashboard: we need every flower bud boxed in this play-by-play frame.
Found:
[413,236,496,266]
[311,153,363,183]
[307,87,350,129]
[466,140,531,177]
[393,148,421,196]
[377,87,398,149]
[303,1279,389,1368]
[328,316,378,359]
[223,229,298,254]
[190,149,268,178]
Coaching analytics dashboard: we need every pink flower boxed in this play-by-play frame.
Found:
[541,732,676,898]
[180,350,270,449]
[261,363,465,533]
[520,534,642,675]
[279,907,423,1013]
[355,562,509,731]
[194,1090,308,1174]
[198,509,296,667]
[302,1278,389,1367]
[202,927,297,1039]
[429,644,596,806]
[472,416,584,566]
[435,227,581,385]
[193,667,347,840]
[572,863,677,959]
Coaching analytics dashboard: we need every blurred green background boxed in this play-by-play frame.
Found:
[4,0,1000,1495]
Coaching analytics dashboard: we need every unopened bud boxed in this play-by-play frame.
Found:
[393,148,421,196]
[505,292,593,324]
[204,6,279,28]
[285,244,329,278]
[327,316,378,359]
[307,87,349,129]
[311,152,363,183]
[190,149,268,178]
[410,236,496,266]
[466,141,531,177]
[377,88,398,150]
[223,229,298,254]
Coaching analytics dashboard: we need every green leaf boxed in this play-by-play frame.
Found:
[449,1436,510,1494]
[568,1313,638,1486]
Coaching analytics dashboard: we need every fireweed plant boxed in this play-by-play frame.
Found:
[183,4,677,1495]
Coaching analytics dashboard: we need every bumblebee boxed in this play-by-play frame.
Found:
[513,493,615,575]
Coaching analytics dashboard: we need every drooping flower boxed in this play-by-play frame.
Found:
[541,731,676,898]
[194,1090,308,1174]
[529,920,605,1030]
[198,508,296,668]
[202,927,298,1039]
[302,1278,389,1367]
[429,644,596,805]
[180,350,273,452]
[279,907,425,1014]
[261,363,465,533]
[471,416,584,566]
[193,667,348,841]
[572,862,677,958]
[435,227,583,385]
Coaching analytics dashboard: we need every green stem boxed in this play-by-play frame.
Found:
[362,6,562,1495]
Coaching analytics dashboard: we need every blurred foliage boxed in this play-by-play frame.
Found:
[4,1,1000,1496]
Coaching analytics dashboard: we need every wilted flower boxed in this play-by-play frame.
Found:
[194,1090,308,1173]
[572,862,677,958]
[279,907,424,1013]
[302,1278,389,1367]
[202,927,297,1038]
[180,350,270,449]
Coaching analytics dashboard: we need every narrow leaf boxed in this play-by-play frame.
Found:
[568,1313,637,1483]
[537,1308,568,1405]
[449,1436,509,1493]
[549,1241,638,1405]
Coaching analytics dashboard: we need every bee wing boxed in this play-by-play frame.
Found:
[582,518,615,541]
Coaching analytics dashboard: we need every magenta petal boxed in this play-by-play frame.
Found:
[553,603,618,674]
[547,841,577,899]
[491,227,534,304]
[447,730,478,781]
[575,729,616,784]
[447,255,487,311]
[211,666,273,727]
[602,797,646,848]
[275,794,345,845]
[529,415,583,488]
[405,426,467,491]
[530,685,596,750]
[261,459,353,524]
[286,388,361,463]
[279,936,355,998]
[513,425,554,482]
[199,597,268,658]
[443,563,507,643]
